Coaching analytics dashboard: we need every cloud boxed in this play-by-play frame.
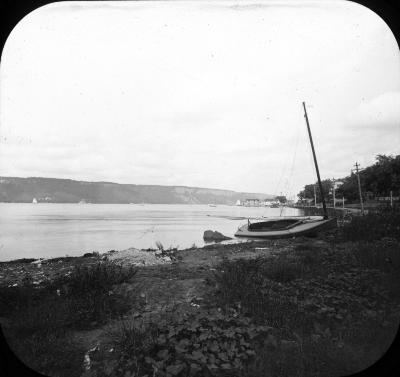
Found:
[347,91,400,131]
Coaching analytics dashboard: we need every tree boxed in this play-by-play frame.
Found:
[276,195,287,204]
[297,179,333,203]
[298,154,400,203]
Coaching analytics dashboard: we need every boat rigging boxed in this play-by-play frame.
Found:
[234,102,336,239]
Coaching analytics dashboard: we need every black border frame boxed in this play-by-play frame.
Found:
[0,1,399,376]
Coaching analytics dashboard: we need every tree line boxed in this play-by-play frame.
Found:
[297,154,400,204]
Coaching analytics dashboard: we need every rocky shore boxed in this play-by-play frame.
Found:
[1,215,399,377]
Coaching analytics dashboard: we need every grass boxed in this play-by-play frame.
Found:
[339,207,400,242]
[213,257,306,329]
[1,261,137,377]
[210,214,400,377]
[351,240,400,271]
[85,308,278,377]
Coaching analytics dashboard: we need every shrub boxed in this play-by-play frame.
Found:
[53,262,137,295]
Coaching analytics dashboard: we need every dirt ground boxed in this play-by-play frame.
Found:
[0,239,294,350]
[2,233,398,377]
[66,239,307,351]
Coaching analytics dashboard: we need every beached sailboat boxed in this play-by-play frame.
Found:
[235,102,336,239]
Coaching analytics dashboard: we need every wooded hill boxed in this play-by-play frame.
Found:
[0,177,274,204]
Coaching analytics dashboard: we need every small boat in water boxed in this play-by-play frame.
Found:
[235,102,336,239]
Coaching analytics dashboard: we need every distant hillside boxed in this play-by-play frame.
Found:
[0,177,275,204]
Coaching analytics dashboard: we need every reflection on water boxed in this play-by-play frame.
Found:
[0,203,302,261]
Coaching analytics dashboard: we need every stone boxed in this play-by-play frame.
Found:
[203,230,232,241]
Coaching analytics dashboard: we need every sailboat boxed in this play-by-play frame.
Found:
[234,102,336,239]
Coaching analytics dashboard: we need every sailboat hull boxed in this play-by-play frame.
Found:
[234,217,336,239]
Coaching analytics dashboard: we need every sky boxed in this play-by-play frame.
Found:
[1,0,399,199]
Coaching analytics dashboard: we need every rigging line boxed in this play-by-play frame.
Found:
[272,131,294,196]
[286,123,301,197]
[273,120,299,197]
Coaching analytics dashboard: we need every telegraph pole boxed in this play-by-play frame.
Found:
[354,162,364,215]
[314,184,317,207]
[332,178,336,208]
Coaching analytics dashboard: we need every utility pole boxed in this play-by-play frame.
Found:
[354,162,364,215]
[332,178,336,208]
[314,184,317,207]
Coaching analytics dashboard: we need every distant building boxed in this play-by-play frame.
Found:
[262,198,280,207]
[32,198,38,204]
[244,199,260,207]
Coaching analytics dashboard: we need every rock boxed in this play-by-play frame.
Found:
[83,252,99,258]
[203,230,232,241]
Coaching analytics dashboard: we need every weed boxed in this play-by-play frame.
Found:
[155,241,164,252]
[88,309,274,377]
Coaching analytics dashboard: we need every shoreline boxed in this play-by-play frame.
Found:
[1,213,399,377]
[0,236,246,265]
[0,238,256,287]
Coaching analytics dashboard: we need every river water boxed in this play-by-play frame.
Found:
[0,203,302,261]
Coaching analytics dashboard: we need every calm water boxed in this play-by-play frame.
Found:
[0,203,302,261]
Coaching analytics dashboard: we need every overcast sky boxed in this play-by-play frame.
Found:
[1,0,399,198]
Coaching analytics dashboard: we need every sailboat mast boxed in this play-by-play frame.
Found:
[302,102,328,219]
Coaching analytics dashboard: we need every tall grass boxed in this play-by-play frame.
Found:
[213,244,400,377]
[214,258,304,327]
[1,261,137,377]
[340,207,400,241]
